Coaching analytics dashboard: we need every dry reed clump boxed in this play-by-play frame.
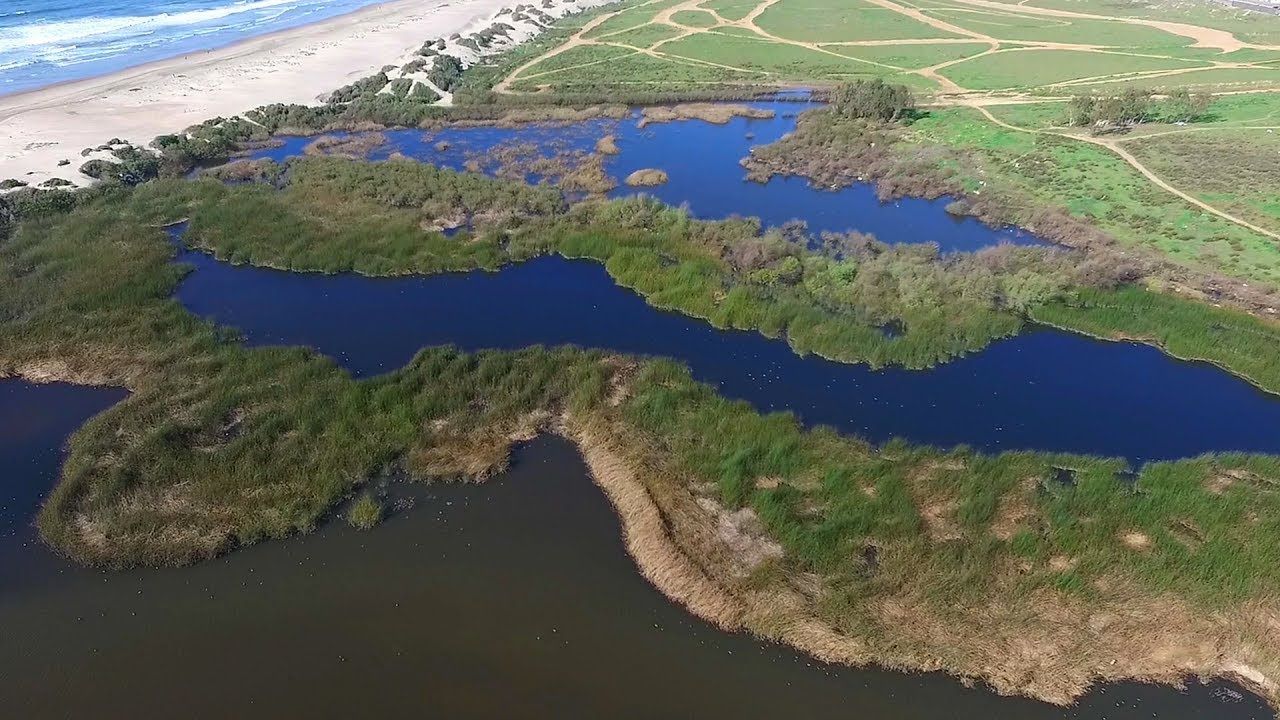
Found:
[1120,530,1152,550]
[409,410,554,482]
[595,135,619,155]
[69,484,233,567]
[419,105,629,130]
[5,357,131,388]
[694,497,783,574]
[601,355,639,407]
[408,430,514,481]
[302,132,388,159]
[624,169,668,187]
[637,104,775,128]
[990,477,1037,541]
[568,419,746,630]
[467,141,615,193]
[560,155,617,195]
[199,158,280,183]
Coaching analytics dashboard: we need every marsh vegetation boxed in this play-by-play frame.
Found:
[6,178,1280,705]
[9,0,1280,710]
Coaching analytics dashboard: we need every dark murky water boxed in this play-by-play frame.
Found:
[0,380,126,582]
[249,99,1043,253]
[175,240,1280,464]
[0,380,1269,719]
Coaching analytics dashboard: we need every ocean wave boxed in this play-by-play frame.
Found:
[0,0,303,55]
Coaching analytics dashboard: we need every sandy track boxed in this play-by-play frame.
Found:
[965,101,1280,242]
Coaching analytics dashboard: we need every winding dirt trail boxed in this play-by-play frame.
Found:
[964,101,1280,242]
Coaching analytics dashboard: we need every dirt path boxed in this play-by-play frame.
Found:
[498,0,1280,95]
[492,9,625,93]
[965,101,1280,242]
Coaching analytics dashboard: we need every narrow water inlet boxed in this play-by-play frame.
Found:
[171,233,1280,462]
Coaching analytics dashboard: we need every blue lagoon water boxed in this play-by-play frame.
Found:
[0,0,384,96]
[251,100,1045,252]
[172,233,1280,464]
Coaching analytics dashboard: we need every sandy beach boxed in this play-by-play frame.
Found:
[0,0,530,187]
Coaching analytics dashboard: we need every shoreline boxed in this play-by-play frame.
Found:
[0,0,395,108]
[567,411,1280,711]
[0,0,523,188]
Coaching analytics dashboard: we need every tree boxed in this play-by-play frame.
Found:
[831,79,915,122]
[1064,95,1098,126]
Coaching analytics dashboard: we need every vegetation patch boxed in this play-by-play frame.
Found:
[822,42,993,70]
[9,151,1280,707]
[624,168,669,186]
[670,9,719,28]
[347,493,384,530]
[601,22,686,49]
[744,103,1280,299]
[637,102,775,126]
[657,33,891,80]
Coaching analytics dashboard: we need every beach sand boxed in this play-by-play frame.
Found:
[0,0,530,187]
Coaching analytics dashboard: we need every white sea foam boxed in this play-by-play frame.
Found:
[0,0,302,55]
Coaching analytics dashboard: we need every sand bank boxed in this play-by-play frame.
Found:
[0,0,602,188]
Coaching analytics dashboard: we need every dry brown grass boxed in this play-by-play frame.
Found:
[1120,530,1152,551]
[624,168,668,187]
[595,134,620,155]
[302,132,388,159]
[569,417,746,629]
[990,477,1037,541]
[637,103,776,128]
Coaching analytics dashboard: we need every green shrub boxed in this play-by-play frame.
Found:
[347,493,383,530]
[831,79,915,122]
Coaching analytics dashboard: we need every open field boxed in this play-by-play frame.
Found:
[497,0,1280,95]
[1126,128,1280,235]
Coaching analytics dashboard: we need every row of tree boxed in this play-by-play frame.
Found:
[1064,88,1213,128]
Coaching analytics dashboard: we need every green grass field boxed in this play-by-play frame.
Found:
[902,106,1280,285]
[1025,0,1280,45]
[501,0,1280,95]
[755,0,963,42]
[1126,129,1280,236]
[938,49,1206,90]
